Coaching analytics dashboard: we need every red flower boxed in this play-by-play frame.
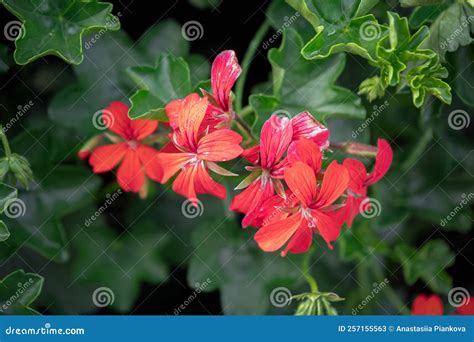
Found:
[88,101,162,192]
[456,297,474,315]
[203,50,241,128]
[156,93,243,203]
[411,294,444,315]
[339,138,393,227]
[230,115,293,227]
[254,147,349,256]
[291,111,329,150]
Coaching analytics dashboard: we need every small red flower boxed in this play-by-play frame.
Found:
[156,93,243,203]
[230,115,293,227]
[339,138,393,227]
[203,50,241,128]
[254,146,349,256]
[411,294,444,315]
[87,101,162,192]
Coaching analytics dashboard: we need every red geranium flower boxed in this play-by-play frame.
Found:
[339,138,393,227]
[411,294,444,315]
[87,101,162,192]
[156,93,243,203]
[203,50,241,128]
[254,141,349,256]
[230,115,293,227]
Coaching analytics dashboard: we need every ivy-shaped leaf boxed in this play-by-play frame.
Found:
[249,29,365,135]
[1,0,120,65]
[71,222,169,312]
[187,219,305,315]
[400,0,445,7]
[394,240,455,294]
[127,54,192,121]
[0,269,44,315]
[423,1,473,61]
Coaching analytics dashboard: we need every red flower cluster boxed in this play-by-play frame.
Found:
[81,49,393,256]
[411,294,473,315]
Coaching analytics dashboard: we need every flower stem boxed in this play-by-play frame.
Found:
[0,125,12,157]
[401,127,433,172]
[302,247,319,294]
[235,20,270,112]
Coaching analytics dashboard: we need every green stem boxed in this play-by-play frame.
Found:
[302,247,319,294]
[235,20,270,112]
[0,125,12,157]
[401,127,433,172]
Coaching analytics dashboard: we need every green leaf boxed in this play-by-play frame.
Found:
[395,240,455,293]
[400,0,445,7]
[128,54,192,120]
[452,46,474,106]
[188,0,222,10]
[0,269,44,315]
[187,219,304,314]
[72,222,169,312]
[250,29,365,135]
[0,221,9,242]
[424,2,474,61]
[408,3,450,28]
[1,0,120,65]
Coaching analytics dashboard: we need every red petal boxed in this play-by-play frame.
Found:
[241,179,274,227]
[284,161,317,206]
[103,101,131,139]
[131,119,158,141]
[137,144,162,182]
[172,164,198,200]
[291,111,329,149]
[365,138,393,186]
[194,162,226,199]
[155,152,194,183]
[89,143,128,173]
[338,195,364,228]
[315,161,349,208]
[288,138,322,174]
[456,297,474,315]
[241,145,260,164]
[197,129,243,161]
[412,294,444,315]
[117,149,145,192]
[165,98,183,130]
[254,213,302,252]
[281,223,312,256]
[343,158,367,195]
[311,210,342,249]
[260,115,293,169]
[211,50,241,112]
[177,93,208,150]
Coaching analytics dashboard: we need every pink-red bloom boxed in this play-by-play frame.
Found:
[411,294,473,315]
[254,138,349,256]
[156,93,243,203]
[339,138,393,227]
[87,101,162,192]
[203,50,241,128]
